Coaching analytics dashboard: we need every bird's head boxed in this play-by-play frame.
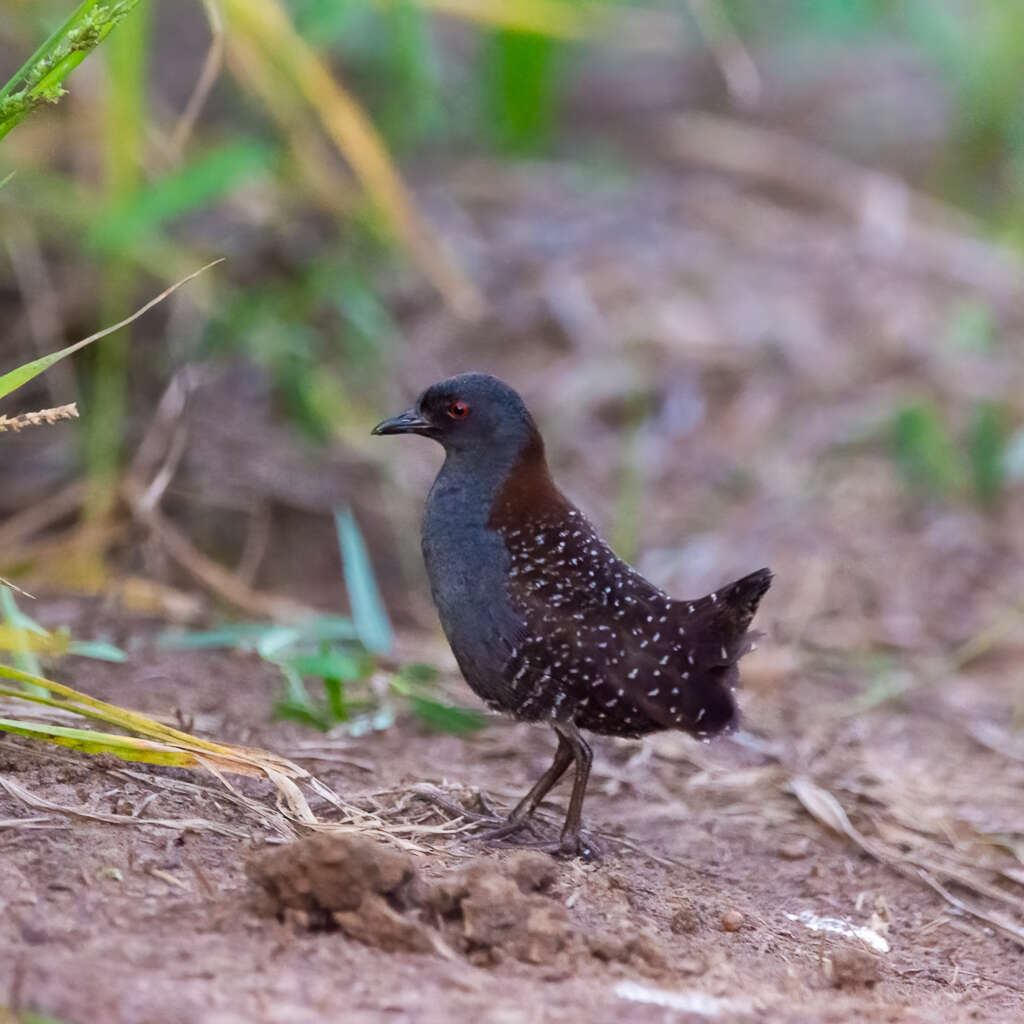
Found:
[372,373,541,459]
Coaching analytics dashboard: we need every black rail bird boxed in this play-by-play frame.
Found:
[373,373,771,858]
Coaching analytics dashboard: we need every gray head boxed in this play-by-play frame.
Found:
[372,373,541,460]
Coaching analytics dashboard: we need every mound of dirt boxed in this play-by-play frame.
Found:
[247,832,441,954]
[248,834,573,965]
[248,832,423,919]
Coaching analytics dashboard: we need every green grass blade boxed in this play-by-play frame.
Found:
[0,664,247,755]
[335,507,394,654]
[67,641,128,662]
[0,718,197,767]
[157,616,357,650]
[0,0,143,142]
[0,586,45,686]
[406,695,486,735]
[0,684,138,728]
[0,0,103,103]
[0,259,222,402]
[286,650,365,680]
[482,28,558,153]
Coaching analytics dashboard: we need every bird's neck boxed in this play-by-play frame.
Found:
[427,430,566,533]
[488,433,569,531]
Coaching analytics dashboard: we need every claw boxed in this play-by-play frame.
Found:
[557,830,602,862]
[474,815,540,845]
[474,819,601,862]
[413,788,504,825]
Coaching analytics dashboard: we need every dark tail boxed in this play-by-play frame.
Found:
[722,567,772,633]
[636,568,772,737]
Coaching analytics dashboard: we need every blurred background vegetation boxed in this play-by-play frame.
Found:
[2,0,1024,717]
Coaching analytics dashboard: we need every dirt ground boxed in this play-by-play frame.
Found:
[1,605,1023,1024]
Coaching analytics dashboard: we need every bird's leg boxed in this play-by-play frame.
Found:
[508,730,575,825]
[478,722,601,861]
[476,730,574,842]
[551,720,599,860]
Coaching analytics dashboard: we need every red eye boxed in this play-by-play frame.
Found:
[446,400,470,419]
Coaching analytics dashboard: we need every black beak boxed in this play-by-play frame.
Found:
[371,407,433,436]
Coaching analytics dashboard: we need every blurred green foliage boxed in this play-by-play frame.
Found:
[966,401,1009,509]
[157,509,484,734]
[298,0,442,151]
[85,0,149,520]
[889,398,1013,509]
[723,0,1024,230]
[1,584,126,700]
[4,0,1023,535]
[890,400,965,498]
[483,29,559,153]
[5,0,1022,464]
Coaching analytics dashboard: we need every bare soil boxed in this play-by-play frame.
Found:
[2,618,1023,1024]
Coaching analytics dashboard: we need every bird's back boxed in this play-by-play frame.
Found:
[491,497,769,737]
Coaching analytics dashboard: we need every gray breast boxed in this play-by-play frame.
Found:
[421,467,525,711]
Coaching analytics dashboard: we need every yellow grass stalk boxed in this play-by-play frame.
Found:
[220,0,484,320]
[0,664,316,812]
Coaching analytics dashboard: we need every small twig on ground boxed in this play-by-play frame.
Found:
[917,870,1024,947]
[790,776,1024,947]
[0,774,254,838]
[121,476,319,622]
[951,598,1024,669]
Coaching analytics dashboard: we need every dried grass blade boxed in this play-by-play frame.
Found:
[0,774,251,837]
[0,664,308,773]
[917,870,1024,946]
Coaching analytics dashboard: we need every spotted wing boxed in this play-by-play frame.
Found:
[497,509,770,736]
